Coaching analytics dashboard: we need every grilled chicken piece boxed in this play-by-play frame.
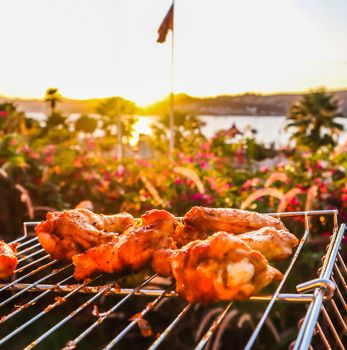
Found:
[152,232,282,303]
[173,208,297,259]
[238,226,298,261]
[0,241,19,280]
[173,223,206,248]
[184,207,287,235]
[174,224,297,260]
[35,209,134,261]
[73,209,177,280]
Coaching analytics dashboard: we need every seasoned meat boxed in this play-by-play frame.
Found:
[35,209,134,260]
[73,209,177,280]
[173,223,206,248]
[0,240,19,280]
[173,208,297,260]
[152,232,282,303]
[184,207,287,235]
[238,226,298,261]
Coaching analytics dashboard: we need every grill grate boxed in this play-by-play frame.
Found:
[0,210,345,350]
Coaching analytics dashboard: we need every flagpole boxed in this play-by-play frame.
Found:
[169,0,175,156]
[116,97,122,160]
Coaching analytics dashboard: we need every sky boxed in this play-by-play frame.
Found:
[0,0,346,106]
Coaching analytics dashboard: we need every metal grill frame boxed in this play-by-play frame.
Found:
[0,209,345,350]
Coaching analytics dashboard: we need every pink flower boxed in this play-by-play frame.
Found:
[30,151,40,160]
[136,159,150,167]
[174,177,183,184]
[316,161,324,169]
[200,160,208,169]
[260,166,269,173]
[86,138,95,150]
[43,144,57,155]
[115,165,125,177]
[207,177,217,189]
[201,143,210,151]
[104,171,111,182]
[190,193,214,206]
[242,178,260,189]
[44,156,53,165]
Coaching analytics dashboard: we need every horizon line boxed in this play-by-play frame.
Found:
[1,86,347,108]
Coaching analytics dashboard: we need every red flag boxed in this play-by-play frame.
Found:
[157,4,173,43]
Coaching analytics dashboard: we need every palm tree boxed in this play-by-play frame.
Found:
[150,112,206,154]
[285,89,344,150]
[96,97,137,159]
[45,88,61,116]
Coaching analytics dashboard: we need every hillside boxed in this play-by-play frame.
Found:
[1,90,347,116]
[144,91,347,116]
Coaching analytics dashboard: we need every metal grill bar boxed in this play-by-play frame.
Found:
[321,306,345,350]
[24,282,114,350]
[334,265,347,293]
[316,322,331,350]
[9,236,27,245]
[0,275,102,347]
[17,248,45,263]
[337,253,347,275]
[16,242,41,256]
[23,221,40,237]
[15,254,51,273]
[73,274,159,350]
[0,264,71,308]
[0,282,318,302]
[0,209,344,350]
[0,259,57,293]
[147,303,193,350]
[329,299,347,334]
[195,302,233,350]
[267,209,338,217]
[331,276,347,311]
[16,236,38,249]
[100,285,175,349]
[294,223,346,350]
[244,213,311,350]
[0,275,73,325]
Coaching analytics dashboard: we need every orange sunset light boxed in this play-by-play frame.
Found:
[0,0,346,106]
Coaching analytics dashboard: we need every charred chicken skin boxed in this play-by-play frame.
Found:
[73,209,177,280]
[152,232,282,303]
[35,209,134,261]
[0,241,19,280]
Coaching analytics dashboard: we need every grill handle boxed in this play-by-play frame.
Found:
[296,278,335,300]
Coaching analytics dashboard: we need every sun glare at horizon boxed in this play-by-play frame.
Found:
[0,0,346,105]
[129,116,154,145]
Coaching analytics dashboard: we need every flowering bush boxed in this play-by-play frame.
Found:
[0,98,347,243]
[1,99,346,349]
[0,106,346,240]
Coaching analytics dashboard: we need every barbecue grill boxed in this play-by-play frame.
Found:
[0,210,345,350]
